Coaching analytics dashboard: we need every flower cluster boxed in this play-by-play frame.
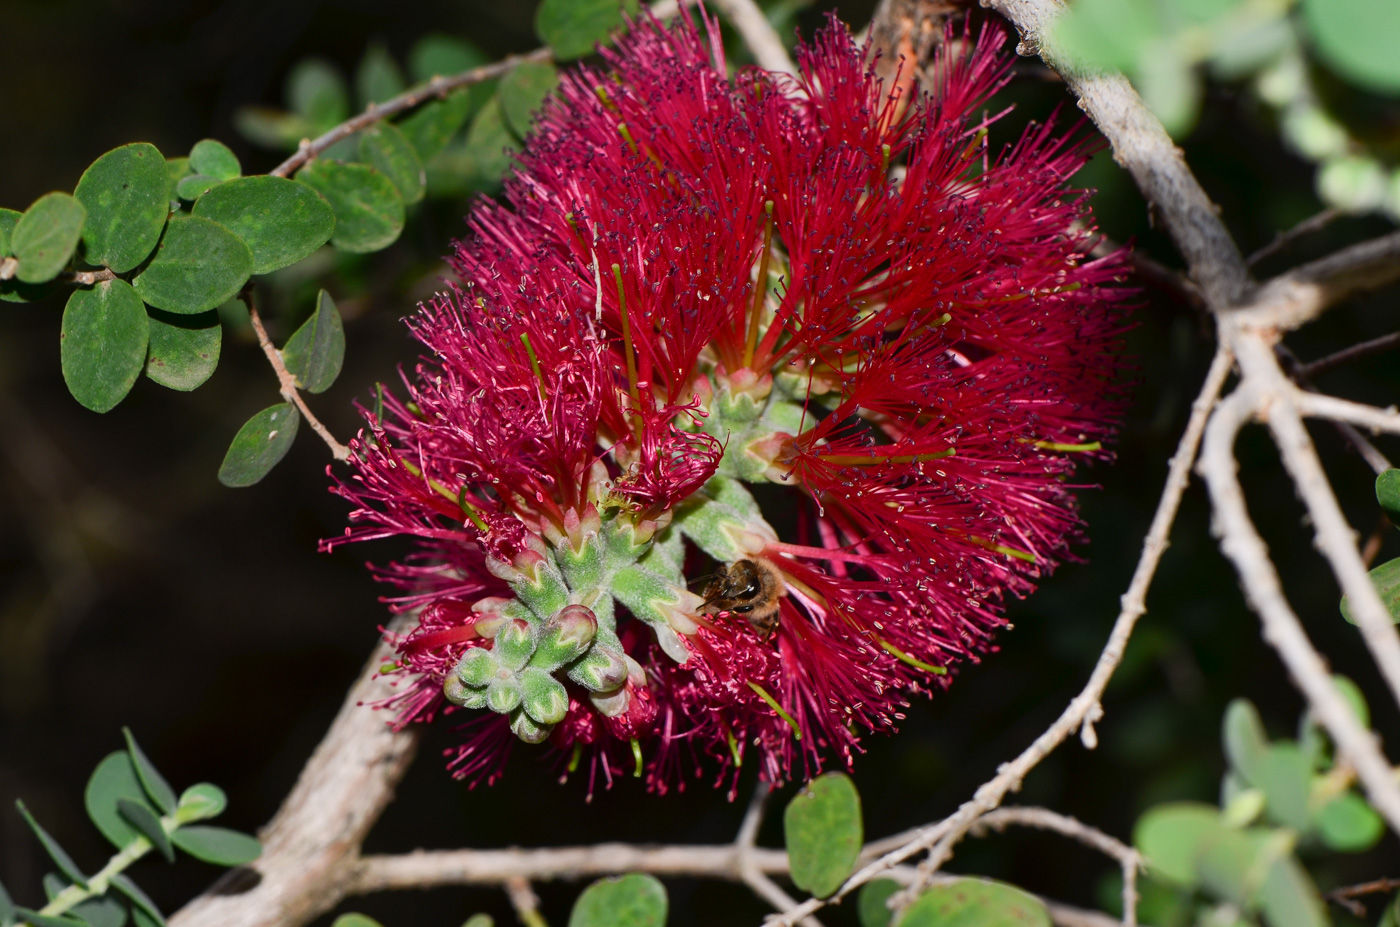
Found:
[329,11,1132,796]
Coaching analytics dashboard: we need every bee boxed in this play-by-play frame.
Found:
[701,557,784,638]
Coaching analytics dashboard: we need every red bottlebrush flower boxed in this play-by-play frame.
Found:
[329,10,1132,794]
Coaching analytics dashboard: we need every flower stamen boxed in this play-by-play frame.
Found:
[743,200,775,370]
[746,680,801,740]
[876,637,948,675]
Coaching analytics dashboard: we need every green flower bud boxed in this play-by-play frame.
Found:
[455,646,499,687]
[495,618,536,672]
[531,604,598,670]
[520,667,570,725]
[486,677,523,713]
[443,674,488,709]
[510,708,553,744]
[590,685,631,718]
[568,644,629,692]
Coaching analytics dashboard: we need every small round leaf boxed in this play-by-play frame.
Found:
[1339,556,1400,625]
[356,43,405,107]
[409,35,488,83]
[133,216,253,314]
[176,174,222,201]
[899,878,1051,927]
[498,61,558,138]
[1378,469,1400,522]
[358,124,426,204]
[1256,743,1310,831]
[280,290,344,393]
[1257,856,1328,927]
[61,280,150,413]
[1316,793,1384,851]
[398,89,473,160]
[462,98,518,185]
[288,59,349,130]
[85,751,156,851]
[192,176,334,274]
[1133,802,1221,887]
[535,0,640,61]
[296,160,404,253]
[784,772,863,898]
[332,916,384,927]
[176,783,228,823]
[567,874,666,927]
[218,403,300,487]
[189,139,240,181]
[13,192,86,283]
[146,309,221,391]
[165,158,191,201]
[170,826,262,866]
[73,143,169,273]
[1301,0,1400,94]
[0,207,19,256]
[857,879,901,927]
[1222,698,1268,785]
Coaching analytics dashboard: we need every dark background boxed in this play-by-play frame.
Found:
[1,1,1398,925]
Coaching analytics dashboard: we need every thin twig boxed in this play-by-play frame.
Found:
[767,345,1235,926]
[1246,207,1342,268]
[1230,229,1400,332]
[1196,382,1400,831]
[1324,877,1400,918]
[735,782,824,927]
[710,0,796,74]
[1299,331,1400,380]
[1277,344,1393,475]
[505,876,548,927]
[245,295,351,462]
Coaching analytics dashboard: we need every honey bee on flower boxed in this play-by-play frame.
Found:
[327,9,1132,796]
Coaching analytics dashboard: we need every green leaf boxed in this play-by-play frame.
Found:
[498,61,558,139]
[899,878,1051,927]
[784,772,863,898]
[132,216,253,314]
[409,34,488,83]
[176,783,228,823]
[1316,792,1384,851]
[287,58,349,130]
[43,873,66,902]
[280,290,345,393]
[218,403,300,487]
[358,124,426,205]
[1195,826,1288,906]
[331,915,384,927]
[857,879,901,927]
[1256,744,1310,831]
[188,139,240,182]
[15,801,87,888]
[176,174,221,202]
[117,799,174,863]
[461,98,517,185]
[111,874,163,927]
[1133,802,1220,887]
[1222,698,1269,785]
[567,874,667,927]
[165,158,191,202]
[1052,0,1159,72]
[233,108,316,152]
[145,309,221,391]
[12,192,86,283]
[61,280,149,413]
[131,908,160,927]
[73,143,169,273]
[85,752,157,851]
[71,895,127,927]
[0,207,19,256]
[1301,0,1400,94]
[121,729,176,814]
[13,909,87,927]
[170,826,262,866]
[192,176,334,274]
[1332,674,1370,727]
[535,0,639,61]
[461,916,494,927]
[295,160,404,253]
[1378,469,1400,522]
[398,88,473,161]
[1256,855,1328,927]
[1339,556,1400,624]
[0,877,14,922]
[356,43,405,107]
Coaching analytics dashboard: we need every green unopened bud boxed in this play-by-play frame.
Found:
[444,674,488,708]
[591,685,631,718]
[486,677,523,713]
[568,645,629,692]
[495,619,536,672]
[520,667,570,725]
[455,646,500,687]
[510,707,553,744]
[532,605,599,670]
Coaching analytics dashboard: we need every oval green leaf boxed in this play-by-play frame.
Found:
[12,908,86,927]
[132,216,253,314]
[857,879,901,927]
[1301,0,1400,94]
[176,783,228,824]
[146,309,221,391]
[86,751,157,850]
[170,826,262,866]
[15,801,87,888]
[331,915,384,927]
[1133,801,1221,887]
[0,876,14,921]
[123,727,177,814]
[73,143,169,273]
[0,207,19,256]
[281,290,344,393]
[900,878,1051,927]
[1257,856,1328,927]
[112,873,163,927]
[784,771,863,898]
[1377,469,1400,522]
[192,176,334,274]
[1256,743,1310,831]
[176,174,221,201]
[165,158,191,201]
[535,0,640,61]
[461,97,518,186]
[567,874,667,927]
[189,139,240,181]
[118,798,174,862]
[13,192,86,283]
[498,61,559,139]
[358,124,425,205]
[218,403,300,487]
[1316,792,1384,851]
[287,58,349,130]
[1222,698,1268,786]
[295,160,404,253]
[1339,556,1400,624]
[71,895,126,927]
[356,43,405,107]
[409,34,488,83]
[61,280,149,413]
[398,88,473,160]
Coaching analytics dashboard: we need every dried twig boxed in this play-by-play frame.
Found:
[245,295,351,462]
[1298,331,1400,380]
[709,0,796,74]
[1323,877,1400,918]
[1246,207,1342,268]
[506,876,548,927]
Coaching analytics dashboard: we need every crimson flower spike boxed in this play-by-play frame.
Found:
[328,10,1133,795]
